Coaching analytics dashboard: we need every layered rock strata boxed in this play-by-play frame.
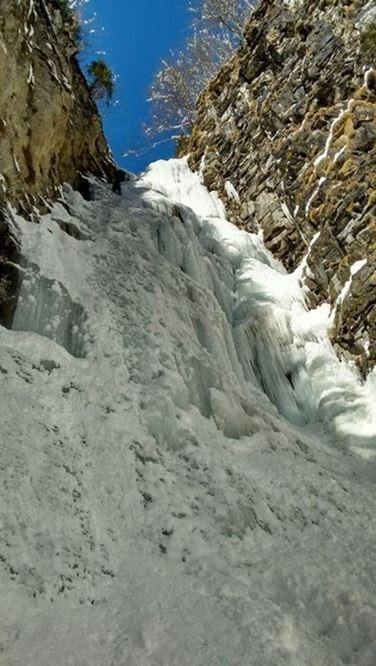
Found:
[188,0,376,373]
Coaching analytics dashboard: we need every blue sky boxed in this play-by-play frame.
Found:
[80,1,191,174]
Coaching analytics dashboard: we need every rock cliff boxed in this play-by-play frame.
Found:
[188,0,376,374]
[0,0,116,209]
[0,0,116,325]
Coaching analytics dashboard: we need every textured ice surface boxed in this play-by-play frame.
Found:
[0,159,376,665]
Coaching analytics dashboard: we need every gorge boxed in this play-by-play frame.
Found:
[0,1,376,664]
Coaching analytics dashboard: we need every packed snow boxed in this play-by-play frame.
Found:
[0,158,376,665]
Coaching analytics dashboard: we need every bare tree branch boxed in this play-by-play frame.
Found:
[144,0,256,146]
[189,0,255,41]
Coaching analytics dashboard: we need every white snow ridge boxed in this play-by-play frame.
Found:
[1,158,376,665]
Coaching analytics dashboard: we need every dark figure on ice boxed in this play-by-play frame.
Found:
[112,169,127,195]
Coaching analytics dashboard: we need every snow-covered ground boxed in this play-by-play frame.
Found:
[0,159,375,665]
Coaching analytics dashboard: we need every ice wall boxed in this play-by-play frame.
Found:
[12,265,89,358]
[10,158,376,450]
[139,159,376,452]
[1,159,376,665]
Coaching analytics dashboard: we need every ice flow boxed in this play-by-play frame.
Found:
[0,158,375,666]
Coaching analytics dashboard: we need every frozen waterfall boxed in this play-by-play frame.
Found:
[139,159,376,450]
[0,158,376,665]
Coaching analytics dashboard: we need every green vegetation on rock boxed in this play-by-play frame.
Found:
[360,21,376,65]
[87,60,115,104]
[175,135,191,158]
[56,0,75,24]
[49,0,81,45]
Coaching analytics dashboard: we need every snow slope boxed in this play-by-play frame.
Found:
[0,159,376,665]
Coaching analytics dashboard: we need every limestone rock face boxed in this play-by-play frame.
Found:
[0,0,116,325]
[0,0,116,211]
[188,0,376,374]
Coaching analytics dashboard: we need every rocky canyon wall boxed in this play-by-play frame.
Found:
[0,0,116,323]
[0,0,116,211]
[188,0,376,374]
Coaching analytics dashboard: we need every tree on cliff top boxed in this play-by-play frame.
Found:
[146,30,233,140]
[87,59,114,105]
[145,0,255,148]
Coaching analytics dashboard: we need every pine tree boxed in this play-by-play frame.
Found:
[87,60,114,105]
